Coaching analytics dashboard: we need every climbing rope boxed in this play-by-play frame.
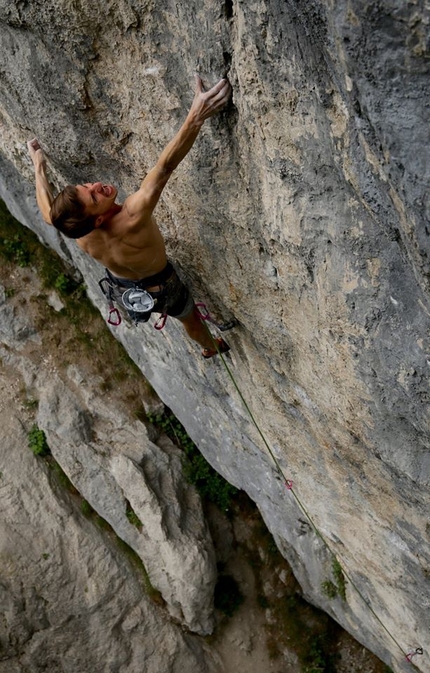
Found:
[200,311,424,669]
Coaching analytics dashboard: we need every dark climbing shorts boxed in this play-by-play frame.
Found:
[103,261,194,323]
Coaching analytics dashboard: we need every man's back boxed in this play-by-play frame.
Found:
[77,208,168,280]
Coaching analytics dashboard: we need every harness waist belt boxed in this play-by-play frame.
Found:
[107,262,174,290]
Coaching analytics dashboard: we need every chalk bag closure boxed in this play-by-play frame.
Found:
[121,288,155,314]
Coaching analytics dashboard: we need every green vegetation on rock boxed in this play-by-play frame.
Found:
[27,425,50,456]
[146,410,238,512]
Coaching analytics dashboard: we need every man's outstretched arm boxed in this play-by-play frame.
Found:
[124,75,232,224]
[27,138,54,225]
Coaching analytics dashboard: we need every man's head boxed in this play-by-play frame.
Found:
[50,182,118,239]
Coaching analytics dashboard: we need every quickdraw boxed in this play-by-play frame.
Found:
[99,278,122,326]
[153,302,237,332]
[195,302,236,331]
[406,647,423,663]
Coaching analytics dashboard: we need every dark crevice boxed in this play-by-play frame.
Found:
[224,0,233,20]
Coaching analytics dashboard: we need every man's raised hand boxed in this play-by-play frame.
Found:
[27,138,46,170]
[189,75,232,125]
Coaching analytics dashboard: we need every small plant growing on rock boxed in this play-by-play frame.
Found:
[332,558,346,600]
[80,500,94,517]
[147,410,238,512]
[27,425,50,456]
[22,396,38,409]
[126,501,142,529]
[321,558,347,601]
[302,635,336,673]
[51,461,75,491]
[321,580,338,599]
[54,272,80,296]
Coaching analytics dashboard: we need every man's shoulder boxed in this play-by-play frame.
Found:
[115,197,154,231]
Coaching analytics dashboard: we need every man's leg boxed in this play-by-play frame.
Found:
[178,307,230,357]
[165,270,229,356]
[178,307,215,350]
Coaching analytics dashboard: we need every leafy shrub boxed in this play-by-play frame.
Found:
[303,635,337,673]
[182,452,237,512]
[54,273,73,294]
[2,234,30,267]
[27,425,50,456]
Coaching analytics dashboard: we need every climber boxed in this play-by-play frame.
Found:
[27,75,232,358]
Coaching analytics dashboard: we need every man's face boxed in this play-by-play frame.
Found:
[76,182,118,217]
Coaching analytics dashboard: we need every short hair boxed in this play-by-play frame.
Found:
[50,185,97,239]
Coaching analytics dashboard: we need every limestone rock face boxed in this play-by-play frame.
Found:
[35,373,217,634]
[0,279,216,636]
[1,1,429,671]
[0,379,218,673]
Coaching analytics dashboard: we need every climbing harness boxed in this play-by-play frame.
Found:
[202,327,424,668]
[99,276,237,334]
[98,275,156,326]
[97,265,235,331]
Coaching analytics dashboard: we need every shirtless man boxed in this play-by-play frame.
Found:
[28,75,232,357]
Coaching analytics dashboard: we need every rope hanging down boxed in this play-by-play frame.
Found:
[199,311,424,669]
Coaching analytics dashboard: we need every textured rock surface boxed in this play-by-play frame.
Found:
[1,1,429,671]
[36,373,217,634]
[0,376,219,673]
[0,266,387,673]
[0,273,216,636]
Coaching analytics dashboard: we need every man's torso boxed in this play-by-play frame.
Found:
[77,210,168,280]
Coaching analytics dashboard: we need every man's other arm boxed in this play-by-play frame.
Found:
[27,139,54,225]
[124,76,231,225]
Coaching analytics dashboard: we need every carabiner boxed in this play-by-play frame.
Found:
[154,313,168,331]
[195,302,211,321]
[195,302,236,331]
[108,307,122,326]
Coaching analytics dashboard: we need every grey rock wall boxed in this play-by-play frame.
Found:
[0,274,217,637]
[1,1,429,671]
[0,347,218,671]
